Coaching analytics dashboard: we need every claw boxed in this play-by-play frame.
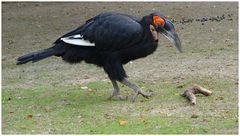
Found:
[140,91,153,99]
[131,91,153,102]
[120,78,153,103]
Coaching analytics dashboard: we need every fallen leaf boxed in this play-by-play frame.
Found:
[119,120,128,126]
[27,114,33,119]
[81,86,88,90]
[191,114,199,118]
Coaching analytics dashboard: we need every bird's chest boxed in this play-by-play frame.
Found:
[141,42,158,56]
[119,42,158,64]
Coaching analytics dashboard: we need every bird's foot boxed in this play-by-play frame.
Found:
[107,94,128,101]
[131,90,153,103]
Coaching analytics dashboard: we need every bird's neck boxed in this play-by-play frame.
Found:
[140,18,157,44]
[119,19,159,64]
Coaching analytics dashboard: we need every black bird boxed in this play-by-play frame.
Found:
[17,12,181,102]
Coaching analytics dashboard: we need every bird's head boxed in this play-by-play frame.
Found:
[149,12,182,52]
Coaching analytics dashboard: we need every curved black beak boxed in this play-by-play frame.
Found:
[156,25,182,53]
[163,30,182,53]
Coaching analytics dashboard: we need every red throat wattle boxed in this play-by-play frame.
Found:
[153,16,165,26]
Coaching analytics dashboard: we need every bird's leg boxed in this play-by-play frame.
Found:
[107,80,128,100]
[120,78,152,102]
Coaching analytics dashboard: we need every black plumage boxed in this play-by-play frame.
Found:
[17,12,181,102]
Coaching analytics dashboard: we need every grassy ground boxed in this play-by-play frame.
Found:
[2,78,238,134]
[2,2,238,134]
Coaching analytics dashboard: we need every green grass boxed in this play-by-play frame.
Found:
[2,78,238,134]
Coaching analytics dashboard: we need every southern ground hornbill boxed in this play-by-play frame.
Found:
[17,12,181,102]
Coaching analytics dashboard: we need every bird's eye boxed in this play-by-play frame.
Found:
[153,16,165,26]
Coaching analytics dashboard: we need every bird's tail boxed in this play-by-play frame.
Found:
[16,47,56,65]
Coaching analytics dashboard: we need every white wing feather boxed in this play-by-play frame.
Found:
[61,34,95,46]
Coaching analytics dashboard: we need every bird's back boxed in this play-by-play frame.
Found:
[54,12,144,51]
